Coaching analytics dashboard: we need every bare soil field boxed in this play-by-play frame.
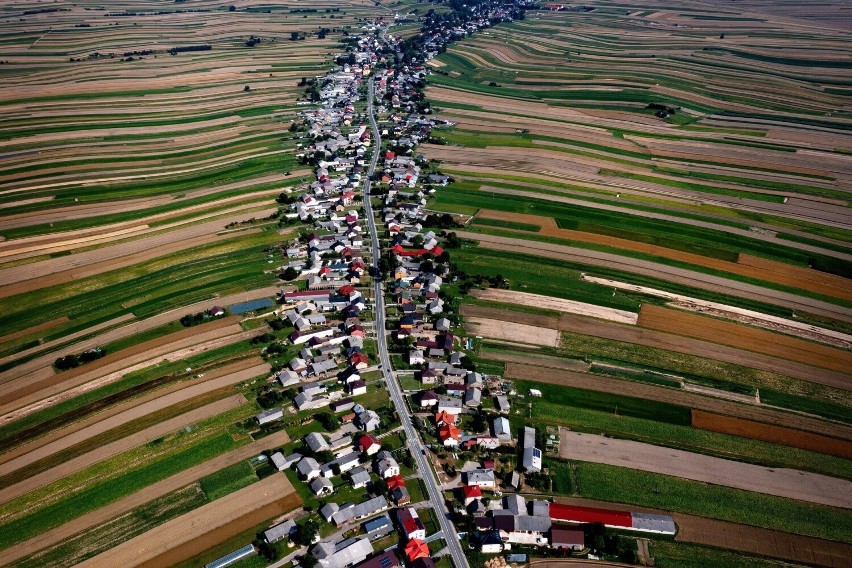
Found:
[474,209,852,302]
[0,394,246,505]
[470,288,638,324]
[462,301,851,392]
[90,475,300,568]
[499,360,852,445]
[0,431,292,567]
[466,316,560,346]
[558,429,852,509]
[638,304,852,374]
[456,231,852,324]
[0,358,266,467]
[692,410,852,460]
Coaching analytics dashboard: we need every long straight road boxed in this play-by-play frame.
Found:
[362,78,470,568]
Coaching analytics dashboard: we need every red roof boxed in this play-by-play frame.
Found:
[435,411,456,425]
[350,352,368,365]
[404,539,429,561]
[339,285,356,295]
[359,434,380,452]
[463,485,482,499]
[386,475,406,490]
[390,244,443,258]
[549,503,632,528]
[438,424,462,442]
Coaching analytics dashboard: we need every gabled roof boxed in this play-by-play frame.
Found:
[404,539,429,561]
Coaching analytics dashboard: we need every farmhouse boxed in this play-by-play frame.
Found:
[255,407,283,425]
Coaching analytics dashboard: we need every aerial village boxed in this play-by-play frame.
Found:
[214,5,675,568]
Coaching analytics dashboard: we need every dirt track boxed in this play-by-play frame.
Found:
[0,358,266,467]
[0,394,246,505]
[638,304,852,374]
[0,430,292,567]
[462,304,851,391]
[558,429,852,508]
[554,496,852,567]
[498,359,852,445]
[456,231,852,324]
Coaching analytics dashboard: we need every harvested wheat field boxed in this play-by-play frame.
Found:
[638,305,852,374]
[470,288,638,324]
[466,316,560,347]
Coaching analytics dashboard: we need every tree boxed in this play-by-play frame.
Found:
[282,267,299,281]
[228,5,236,11]
[316,412,340,431]
[292,519,319,546]
[300,554,319,568]
[244,84,250,91]
[291,31,300,41]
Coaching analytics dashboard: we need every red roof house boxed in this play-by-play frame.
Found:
[404,539,429,562]
[359,434,381,455]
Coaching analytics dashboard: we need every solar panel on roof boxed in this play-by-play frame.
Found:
[379,556,393,568]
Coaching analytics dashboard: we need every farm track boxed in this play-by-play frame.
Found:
[474,208,852,301]
[0,393,246,505]
[0,358,267,468]
[557,429,852,508]
[554,497,852,567]
[495,358,852,447]
[0,431,292,567]
[462,304,850,390]
[455,231,852,324]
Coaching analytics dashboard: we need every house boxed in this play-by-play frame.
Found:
[357,409,381,432]
[332,495,390,525]
[350,352,369,369]
[264,519,296,544]
[435,317,451,332]
[495,395,510,414]
[419,390,437,408]
[209,306,226,317]
[493,417,511,442]
[333,452,362,475]
[438,424,462,446]
[404,539,430,562]
[479,531,504,554]
[278,370,300,387]
[436,396,462,415]
[311,476,335,496]
[462,484,482,506]
[354,550,400,568]
[320,502,342,523]
[305,432,330,453]
[350,466,372,489]
[255,407,283,425]
[463,387,482,408]
[412,557,436,568]
[359,434,382,455]
[477,436,500,450]
[375,450,400,478]
[396,508,426,540]
[435,410,456,426]
[297,457,321,481]
[523,447,543,473]
[363,515,394,541]
[408,349,425,365]
[420,369,437,385]
[349,380,368,396]
[331,398,356,413]
[465,468,496,489]
[391,485,411,506]
[278,452,303,471]
[312,537,373,568]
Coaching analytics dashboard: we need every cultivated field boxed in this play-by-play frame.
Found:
[466,316,560,346]
[470,288,638,324]
[558,429,852,508]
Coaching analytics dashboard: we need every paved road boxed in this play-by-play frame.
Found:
[363,78,470,568]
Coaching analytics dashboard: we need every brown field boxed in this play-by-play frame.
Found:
[470,288,638,324]
[0,358,267,468]
[466,316,560,346]
[0,430,293,567]
[558,429,852,509]
[0,317,69,344]
[456,231,852,324]
[692,410,852,460]
[638,304,852,374]
[474,209,852,302]
[499,360,852,445]
[97,475,300,568]
[461,304,850,391]
[0,394,246,505]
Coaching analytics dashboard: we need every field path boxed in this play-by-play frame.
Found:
[456,231,852,323]
[498,359,852,448]
[558,429,852,508]
[0,430,291,567]
[0,394,246,504]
